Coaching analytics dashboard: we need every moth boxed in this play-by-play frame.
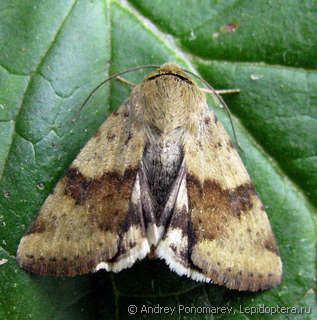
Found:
[17,63,282,291]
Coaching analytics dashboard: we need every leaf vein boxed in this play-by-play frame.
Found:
[0,0,78,183]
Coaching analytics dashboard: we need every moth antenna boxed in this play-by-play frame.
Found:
[74,65,159,120]
[182,69,241,150]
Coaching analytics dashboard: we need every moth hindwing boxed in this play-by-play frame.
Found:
[17,63,282,291]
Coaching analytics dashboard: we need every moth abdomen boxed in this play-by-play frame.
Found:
[142,135,183,208]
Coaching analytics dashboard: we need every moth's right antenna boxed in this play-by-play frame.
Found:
[182,69,241,151]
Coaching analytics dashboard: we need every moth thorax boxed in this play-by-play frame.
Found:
[141,76,204,133]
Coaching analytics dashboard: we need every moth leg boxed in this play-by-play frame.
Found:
[200,88,240,95]
[116,76,136,87]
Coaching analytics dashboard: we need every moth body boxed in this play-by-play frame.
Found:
[17,63,282,292]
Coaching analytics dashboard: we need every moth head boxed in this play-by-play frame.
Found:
[139,63,205,133]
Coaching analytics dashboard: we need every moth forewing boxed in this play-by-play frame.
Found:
[17,63,282,291]
[17,101,150,275]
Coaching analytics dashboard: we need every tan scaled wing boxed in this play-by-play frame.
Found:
[183,104,282,291]
[17,98,150,276]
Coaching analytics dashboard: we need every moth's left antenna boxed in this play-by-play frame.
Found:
[74,65,159,119]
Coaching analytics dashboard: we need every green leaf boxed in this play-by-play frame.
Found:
[0,1,316,319]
